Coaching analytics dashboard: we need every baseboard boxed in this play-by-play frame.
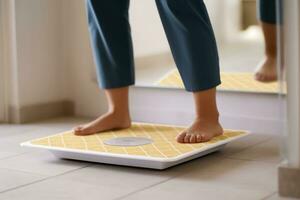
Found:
[130,86,284,135]
[131,106,283,135]
[8,100,74,123]
[279,164,300,198]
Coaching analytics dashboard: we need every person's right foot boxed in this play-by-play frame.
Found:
[73,111,131,136]
[176,118,223,143]
[254,56,277,82]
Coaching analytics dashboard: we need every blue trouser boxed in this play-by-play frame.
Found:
[258,0,282,24]
[86,0,221,92]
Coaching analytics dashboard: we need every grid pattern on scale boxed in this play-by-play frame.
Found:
[29,123,246,158]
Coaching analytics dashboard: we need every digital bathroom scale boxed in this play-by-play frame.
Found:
[21,123,249,170]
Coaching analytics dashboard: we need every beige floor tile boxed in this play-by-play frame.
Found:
[0,163,183,200]
[0,168,45,193]
[0,127,75,160]
[0,151,18,160]
[0,137,33,160]
[122,157,278,200]
[0,124,38,138]
[122,183,272,200]
[0,150,90,176]
[218,133,272,156]
[0,117,89,160]
[265,193,300,200]
[227,139,282,163]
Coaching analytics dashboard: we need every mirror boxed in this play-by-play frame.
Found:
[132,0,284,94]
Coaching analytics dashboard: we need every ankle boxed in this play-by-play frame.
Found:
[107,108,130,119]
[195,114,220,124]
[265,53,277,60]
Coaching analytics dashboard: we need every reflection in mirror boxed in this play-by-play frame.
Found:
[134,0,285,94]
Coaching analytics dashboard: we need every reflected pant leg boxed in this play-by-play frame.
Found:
[155,0,221,92]
[86,0,135,89]
[258,0,282,24]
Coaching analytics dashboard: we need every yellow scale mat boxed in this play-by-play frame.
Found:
[27,123,246,159]
[156,70,286,94]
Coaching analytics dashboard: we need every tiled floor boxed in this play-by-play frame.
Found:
[0,117,295,200]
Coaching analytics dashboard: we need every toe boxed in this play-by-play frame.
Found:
[189,135,196,143]
[176,132,187,143]
[74,126,83,132]
[254,72,262,80]
[76,128,94,136]
[196,134,202,143]
[184,134,191,143]
[261,75,267,82]
[256,73,264,82]
[200,134,211,142]
[254,72,260,80]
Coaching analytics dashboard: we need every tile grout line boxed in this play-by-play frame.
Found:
[0,152,31,161]
[115,167,278,200]
[113,176,177,200]
[222,156,282,164]
[113,165,197,200]
[221,136,274,157]
[260,191,278,200]
[0,165,91,194]
[0,166,47,177]
[219,136,281,163]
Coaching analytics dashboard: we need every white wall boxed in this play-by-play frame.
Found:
[130,0,226,56]
[130,0,170,57]
[1,0,70,122]
[61,0,107,117]
[14,0,68,106]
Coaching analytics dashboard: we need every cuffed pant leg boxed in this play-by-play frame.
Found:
[155,0,221,92]
[258,0,282,24]
[86,0,135,89]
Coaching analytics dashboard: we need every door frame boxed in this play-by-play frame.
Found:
[284,0,300,168]
[278,0,300,198]
[0,0,6,122]
[0,0,17,123]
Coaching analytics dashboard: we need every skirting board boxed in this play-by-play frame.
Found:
[130,87,285,135]
[8,100,74,123]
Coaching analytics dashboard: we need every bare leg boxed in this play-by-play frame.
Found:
[255,22,278,82]
[74,87,131,136]
[177,88,223,143]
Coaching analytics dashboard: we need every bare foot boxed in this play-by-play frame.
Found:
[176,119,223,143]
[254,57,277,82]
[74,111,131,136]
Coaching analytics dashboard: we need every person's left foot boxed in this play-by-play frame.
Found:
[176,119,223,143]
[254,56,277,82]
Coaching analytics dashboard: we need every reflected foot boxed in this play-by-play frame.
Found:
[254,57,277,82]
